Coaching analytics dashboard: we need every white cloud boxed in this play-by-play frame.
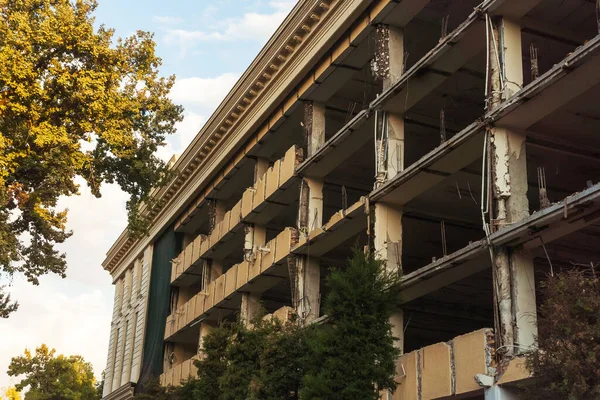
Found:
[156,112,206,162]
[0,278,113,390]
[152,15,183,25]
[269,1,297,12]
[170,74,239,109]
[157,73,239,161]
[163,3,295,55]
[0,178,125,390]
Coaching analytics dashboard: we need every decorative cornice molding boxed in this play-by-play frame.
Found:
[103,0,377,276]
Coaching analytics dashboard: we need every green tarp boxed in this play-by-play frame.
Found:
[138,226,181,389]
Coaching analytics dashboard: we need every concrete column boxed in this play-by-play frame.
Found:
[489,18,536,356]
[254,158,269,182]
[511,249,537,351]
[213,200,226,225]
[501,19,524,99]
[296,177,323,325]
[121,316,133,385]
[245,157,269,260]
[240,292,262,326]
[489,19,527,224]
[372,202,403,346]
[372,25,405,186]
[197,322,214,358]
[373,203,403,274]
[298,178,323,232]
[389,311,404,357]
[209,259,223,282]
[102,326,117,395]
[123,269,132,310]
[491,127,529,226]
[304,102,326,158]
[111,323,125,390]
[373,24,405,90]
[129,312,141,383]
[386,113,405,180]
[163,342,175,372]
[297,255,320,324]
[373,202,404,400]
[244,223,267,260]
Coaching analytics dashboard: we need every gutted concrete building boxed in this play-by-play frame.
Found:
[100,0,600,398]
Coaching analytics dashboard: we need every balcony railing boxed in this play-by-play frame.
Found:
[160,357,197,387]
[165,227,298,340]
[170,145,302,286]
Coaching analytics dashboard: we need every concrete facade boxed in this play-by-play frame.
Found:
[102,0,600,398]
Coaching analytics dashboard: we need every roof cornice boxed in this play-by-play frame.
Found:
[102,0,370,275]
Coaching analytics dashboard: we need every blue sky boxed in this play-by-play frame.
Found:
[0,0,295,391]
[94,0,293,78]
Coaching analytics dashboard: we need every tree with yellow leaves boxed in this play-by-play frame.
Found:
[3,387,23,400]
[8,344,100,400]
[0,0,183,316]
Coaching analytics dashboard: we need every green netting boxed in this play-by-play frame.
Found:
[138,227,181,389]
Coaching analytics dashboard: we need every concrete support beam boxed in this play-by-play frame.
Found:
[254,158,269,182]
[372,25,406,187]
[372,24,405,90]
[490,0,543,21]
[304,102,326,158]
[240,292,262,326]
[520,16,588,47]
[207,199,227,284]
[211,200,226,227]
[372,203,403,274]
[390,311,404,356]
[244,223,267,261]
[298,178,324,232]
[376,112,405,187]
[387,113,405,181]
[511,249,537,351]
[295,176,323,325]
[197,322,214,357]
[501,19,524,100]
[491,127,529,226]
[489,18,536,357]
[209,259,223,282]
[296,255,320,324]
[372,201,404,382]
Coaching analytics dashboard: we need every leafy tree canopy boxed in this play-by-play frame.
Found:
[524,268,600,399]
[300,249,402,400]
[0,0,183,316]
[7,344,100,400]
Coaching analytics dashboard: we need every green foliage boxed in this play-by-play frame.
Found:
[7,344,100,400]
[0,0,183,317]
[193,323,232,399]
[135,251,402,400]
[219,320,265,400]
[134,377,175,400]
[524,269,600,400]
[300,249,402,400]
[0,287,18,318]
[251,319,311,400]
